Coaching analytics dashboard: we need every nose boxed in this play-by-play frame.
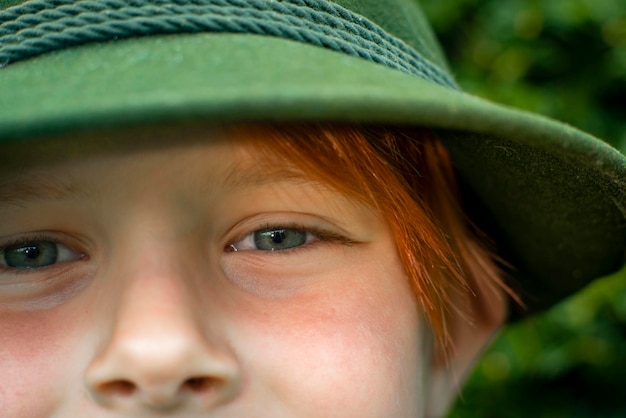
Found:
[84,267,241,412]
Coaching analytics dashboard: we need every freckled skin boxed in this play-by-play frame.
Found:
[0,136,427,417]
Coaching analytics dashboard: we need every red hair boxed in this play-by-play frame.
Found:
[231,124,516,348]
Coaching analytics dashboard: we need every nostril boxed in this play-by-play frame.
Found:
[99,380,137,397]
[183,376,215,393]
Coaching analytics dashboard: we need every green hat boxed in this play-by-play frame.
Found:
[1,0,624,315]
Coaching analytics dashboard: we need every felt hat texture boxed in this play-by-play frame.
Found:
[0,0,625,315]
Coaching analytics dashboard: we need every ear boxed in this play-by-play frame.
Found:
[426,279,509,417]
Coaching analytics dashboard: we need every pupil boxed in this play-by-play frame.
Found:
[23,246,41,259]
[271,230,286,244]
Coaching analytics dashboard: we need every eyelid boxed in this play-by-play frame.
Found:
[225,221,359,253]
[0,230,97,310]
[228,224,313,253]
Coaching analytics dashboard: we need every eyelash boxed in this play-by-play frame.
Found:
[0,223,355,272]
[226,222,357,253]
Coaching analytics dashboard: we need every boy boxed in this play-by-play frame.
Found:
[1,1,624,417]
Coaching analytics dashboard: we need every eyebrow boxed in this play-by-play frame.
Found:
[222,160,318,190]
[0,171,92,207]
[0,161,321,208]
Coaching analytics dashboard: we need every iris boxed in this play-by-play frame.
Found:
[253,229,308,251]
[1,241,59,268]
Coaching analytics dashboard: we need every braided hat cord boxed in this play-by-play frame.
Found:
[0,0,458,89]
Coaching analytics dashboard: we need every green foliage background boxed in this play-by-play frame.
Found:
[418,1,626,416]
[423,0,626,150]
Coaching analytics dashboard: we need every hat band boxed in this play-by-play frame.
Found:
[0,0,458,89]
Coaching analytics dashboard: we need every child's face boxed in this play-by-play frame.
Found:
[0,129,427,417]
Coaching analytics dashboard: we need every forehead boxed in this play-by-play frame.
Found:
[0,123,328,207]
[0,123,213,204]
[0,122,222,173]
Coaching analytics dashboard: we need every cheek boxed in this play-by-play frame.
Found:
[231,261,423,416]
[0,306,92,416]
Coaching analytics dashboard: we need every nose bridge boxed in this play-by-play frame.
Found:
[116,248,199,336]
[85,239,241,411]
[105,203,215,344]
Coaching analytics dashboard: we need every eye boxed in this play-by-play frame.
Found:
[228,228,313,252]
[0,240,83,269]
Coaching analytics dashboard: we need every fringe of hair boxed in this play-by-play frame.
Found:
[230,123,518,352]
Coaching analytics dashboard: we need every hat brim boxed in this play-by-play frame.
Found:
[1,33,625,314]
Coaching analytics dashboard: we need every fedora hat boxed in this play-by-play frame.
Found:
[0,0,624,315]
